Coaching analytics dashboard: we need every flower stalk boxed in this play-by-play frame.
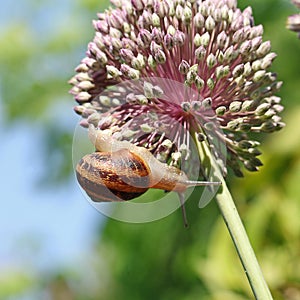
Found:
[194,132,273,300]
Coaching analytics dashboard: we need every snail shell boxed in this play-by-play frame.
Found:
[76,149,149,202]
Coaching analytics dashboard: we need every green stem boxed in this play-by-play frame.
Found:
[194,134,273,300]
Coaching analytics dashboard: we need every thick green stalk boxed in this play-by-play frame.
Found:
[194,134,273,300]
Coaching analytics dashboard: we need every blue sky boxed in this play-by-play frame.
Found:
[0,0,107,281]
[0,111,104,273]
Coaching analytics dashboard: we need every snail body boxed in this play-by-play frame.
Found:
[76,125,220,202]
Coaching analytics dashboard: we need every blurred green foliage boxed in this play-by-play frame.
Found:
[1,0,300,299]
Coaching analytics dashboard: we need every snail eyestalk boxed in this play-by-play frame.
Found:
[178,180,221,187]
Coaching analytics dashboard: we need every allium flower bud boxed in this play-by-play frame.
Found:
[287,0,300,38]
[70,0,284,177]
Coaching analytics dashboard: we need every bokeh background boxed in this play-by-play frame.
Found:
[1,0,300,299]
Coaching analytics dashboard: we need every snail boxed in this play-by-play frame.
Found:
[76,125,221,203]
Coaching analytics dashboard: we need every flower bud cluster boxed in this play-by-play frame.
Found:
[70,0,284,176]
[287,0,300,38]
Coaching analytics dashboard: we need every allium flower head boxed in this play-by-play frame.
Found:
[70,0,284,177]
[287,0,300,38]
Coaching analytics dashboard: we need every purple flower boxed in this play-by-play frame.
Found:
[287,0,300,38]
[291,0,300,8]
[70,0,284,177]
